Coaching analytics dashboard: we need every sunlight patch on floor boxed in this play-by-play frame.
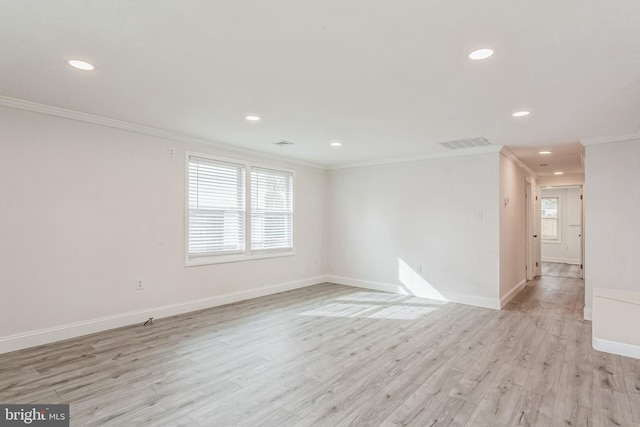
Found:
[367,305,437,320]
[298,303,380,318]
[336,291,409,303]
[298,301,440,320]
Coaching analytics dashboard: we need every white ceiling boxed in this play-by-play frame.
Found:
[2,1,639,172]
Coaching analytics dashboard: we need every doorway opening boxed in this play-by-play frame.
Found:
[539,185,583,279]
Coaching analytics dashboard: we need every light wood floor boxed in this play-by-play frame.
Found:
[541,262,582,279]
[2,277,639,426]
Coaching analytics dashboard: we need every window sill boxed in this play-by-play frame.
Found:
[185,250,295,267]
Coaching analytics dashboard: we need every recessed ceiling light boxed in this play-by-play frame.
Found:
[245,115,261,121]
[539,151,552,155]
[554,171,564,175]
[67,59,95,71]
[330,140,342,147]
[468,48,494,60]
[512,111,530,117]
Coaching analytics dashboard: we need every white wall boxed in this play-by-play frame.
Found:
[498,154,527,303]
[0,104,540,353]
[0,107,328,352]
[327,151,502,308]
[584,138,640,319]
[592,288,640,359]
[541,187,582,264]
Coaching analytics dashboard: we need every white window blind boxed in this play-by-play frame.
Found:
[188,156,245,256]
[251,167,293,250]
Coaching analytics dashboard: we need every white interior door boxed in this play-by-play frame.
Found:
[525,179,541,280]
[525,180,534,280]
[534,185,542,277]
[580,186,585,279]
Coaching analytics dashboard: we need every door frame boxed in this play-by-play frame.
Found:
[525,177,541,280]
[580,185,585,279]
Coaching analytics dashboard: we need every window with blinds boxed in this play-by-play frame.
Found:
[186,152,294,265]
[188,156,245,257]
[251,167,293,251]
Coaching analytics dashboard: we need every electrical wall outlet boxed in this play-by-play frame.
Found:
[135,279,144,290]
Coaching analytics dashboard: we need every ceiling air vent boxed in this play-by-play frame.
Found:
[273,140,295,147]
[438,137,490,150]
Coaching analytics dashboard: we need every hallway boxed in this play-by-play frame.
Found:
[541,261,582,279]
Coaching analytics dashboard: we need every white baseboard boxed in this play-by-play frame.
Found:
[593,336,640,360]
[583,307,592,321]
[541,257,581,265]
[500,279,527,308]
[329,276,403,294]
[327,275,500,310]
[0,275,328,355]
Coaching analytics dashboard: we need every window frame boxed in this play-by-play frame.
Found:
[185,151,295,266]
[250,166,295,253]
[541,195,561,243]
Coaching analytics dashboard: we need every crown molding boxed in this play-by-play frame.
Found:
[0,95,553,173]
[499,146,538,179]
[581,133,640,146]
[0,95,327,170]
[327,144,503,170]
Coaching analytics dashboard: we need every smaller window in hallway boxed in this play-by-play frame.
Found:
[541,196,560,240]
